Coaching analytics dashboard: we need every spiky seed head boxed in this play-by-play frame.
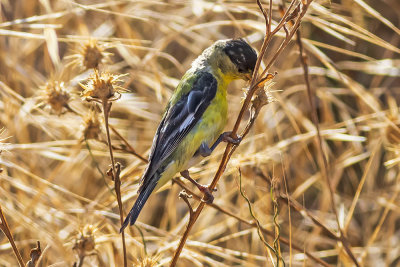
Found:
[72,224,96,255]
[79,70,127,103]
[42,81,71,115]
[133,254,160,267]
[252,81,276,112]
[82,40,107,69]
[82,109,102,140]
[66,39,112,70]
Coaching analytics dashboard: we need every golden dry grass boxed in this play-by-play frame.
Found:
[1,0,400,266]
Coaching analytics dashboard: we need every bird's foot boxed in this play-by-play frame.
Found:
[180,170,216,204]
[221,131,242,145]
[197,184,216,204]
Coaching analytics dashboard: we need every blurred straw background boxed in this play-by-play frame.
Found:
[0,0,400,266]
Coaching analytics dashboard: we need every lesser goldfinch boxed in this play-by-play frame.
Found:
[121,39,257,231]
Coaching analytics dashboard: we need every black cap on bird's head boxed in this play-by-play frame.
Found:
[191,38,257,81]
[223,39,257,78]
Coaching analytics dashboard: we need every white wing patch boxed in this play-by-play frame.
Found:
[179,114,194,132]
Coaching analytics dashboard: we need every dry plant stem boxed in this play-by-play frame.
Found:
[102,101,127,267]
[237,168,282,266]
[278,194,338,241]
[271,186,282,265]
[278,194,361,264]
[257,170,340,243]
[344,140,382,231]
[74,252,98,267]
[0,205,24,267]
[173,178,331,267]
[170,1,313,265]
[109,124,148,163]
[76,255,84,267]
[26,241,42,267]
[179,190,194,219]
[100,141,146,160]
[296,31,359,266]
[281,163,293,266]
[359,173,400,264]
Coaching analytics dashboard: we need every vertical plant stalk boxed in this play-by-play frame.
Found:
[0,205,24,267]
[237,168,283,265]
[296,30,359,266]
[109,125,148,163]
[102,101,127,267]
[170,1,313,265]
[80,69,129,266]
[270,182,283,266]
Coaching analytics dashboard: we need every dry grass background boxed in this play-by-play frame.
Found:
[0,0,400,266]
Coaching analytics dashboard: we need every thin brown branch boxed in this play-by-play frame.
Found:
[279,194,338,240]
[280,159,293,266]
[109,124,148,163]
[260,2,305,77]
[178,190,194,219]
[0,205,24,267]
[257,0,269,32]
[102,102,127,267]
[237,168,277,256]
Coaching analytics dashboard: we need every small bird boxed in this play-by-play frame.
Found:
[121,39,257,231]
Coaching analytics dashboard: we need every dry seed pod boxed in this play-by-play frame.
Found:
[82,109,102,140]
[73,224,96,256]
[66,39,112,70]
[79,70,127,103]
[41,80,71,115]
[133,254,160,267]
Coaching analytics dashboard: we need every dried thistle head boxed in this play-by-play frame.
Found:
[82,109,102,140]
[41,80,71,115]
[72,224,97,256]
[67,39,112,70]
[133,254,160,267]
[251,76,276,113]
[79,70,127,103]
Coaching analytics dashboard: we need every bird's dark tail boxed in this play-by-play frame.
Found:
[120,177,158,233]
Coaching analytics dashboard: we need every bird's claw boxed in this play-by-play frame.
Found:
[222,131,242,145]
[198,184,216,204]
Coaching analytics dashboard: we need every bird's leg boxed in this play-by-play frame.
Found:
[180,170,215,203]
[198,131,242,157]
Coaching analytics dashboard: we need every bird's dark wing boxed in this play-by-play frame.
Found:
[139,71,217,192]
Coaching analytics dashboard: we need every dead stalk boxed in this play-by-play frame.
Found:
[102,101,128,267]
[296,30,359,266]
[0,205,24,267]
